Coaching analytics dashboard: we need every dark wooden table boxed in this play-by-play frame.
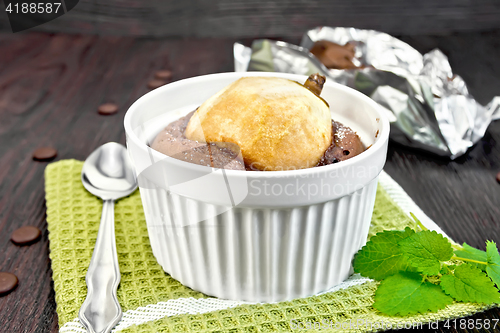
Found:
[0,30,499,333]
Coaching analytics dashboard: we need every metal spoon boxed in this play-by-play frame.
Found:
[79,142,137,333]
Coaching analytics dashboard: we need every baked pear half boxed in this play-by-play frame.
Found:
[185,74,332,171]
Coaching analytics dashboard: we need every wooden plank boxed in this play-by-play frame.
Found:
[1,0,500,36]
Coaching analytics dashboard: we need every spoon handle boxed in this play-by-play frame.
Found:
[79,199,122,333]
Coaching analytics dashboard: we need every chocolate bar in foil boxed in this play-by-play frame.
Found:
[234,27,500,159]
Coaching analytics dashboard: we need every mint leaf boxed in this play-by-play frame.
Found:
[353,228,415,280]
[440,264,500,304]
[454,243,487,270]
[486,241,500,289]
[399,230,453,275]
[374,272,453,316]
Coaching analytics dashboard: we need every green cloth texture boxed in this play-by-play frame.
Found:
[45,160,492,332]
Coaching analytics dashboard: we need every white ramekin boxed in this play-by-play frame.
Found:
[124,72,389,302]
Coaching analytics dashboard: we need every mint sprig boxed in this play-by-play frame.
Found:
[353,214,500,316]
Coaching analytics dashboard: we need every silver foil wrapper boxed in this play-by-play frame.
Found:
[234,27,500,159]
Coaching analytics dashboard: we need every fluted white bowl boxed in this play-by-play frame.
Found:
[124,72,389,302]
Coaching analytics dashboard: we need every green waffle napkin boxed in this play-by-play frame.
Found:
[45,160,493,333]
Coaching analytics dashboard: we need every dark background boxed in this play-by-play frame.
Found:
[1,0,500,37]
[0,1,499,332]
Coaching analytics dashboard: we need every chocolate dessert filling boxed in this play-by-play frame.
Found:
[151,111,365,171]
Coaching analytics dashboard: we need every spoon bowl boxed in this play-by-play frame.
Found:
[82,142,137,200]
[79,142,137,333]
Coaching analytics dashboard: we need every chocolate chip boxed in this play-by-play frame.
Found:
[310,40,358,70]
[147,79,167,90]
[496,171,500,183]
[343,150,350,156]
[0,272,18,296]
[154,70,173,80]
[98,103,119,115]
[11,226,41,245]
[32,147,57,161]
